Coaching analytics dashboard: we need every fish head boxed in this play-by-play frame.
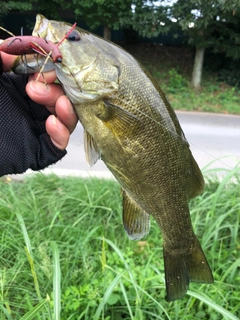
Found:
[32,14,119,103]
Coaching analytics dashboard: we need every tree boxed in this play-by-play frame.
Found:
[131,0,240,89]
[1,0,134,41]
[131,0,173,38]
[171,0,240,89]
[0,1,34,22]
[0,0,65,22]
[0,2,10,22]
[72,0,133,39]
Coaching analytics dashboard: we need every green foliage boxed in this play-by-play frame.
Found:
[0,171,239,319]
[130,0,240,88]
[1,0,34,12]
[0,0,68,20]
[126,44,240,114]
[166,84,240,114]
[72,0,133,31]
[3,0,133,37]
[168,68,188,93]
[131,0,173,38]
[0,1,13,22]
[171,0,240,57]
[218,67,240,89]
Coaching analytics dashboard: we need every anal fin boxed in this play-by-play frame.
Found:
[84,130,101,167]
[188,154,205,199]
[122,190,150,240]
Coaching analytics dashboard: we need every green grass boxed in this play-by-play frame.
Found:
[0,171,239,319]
[124,44,240,115]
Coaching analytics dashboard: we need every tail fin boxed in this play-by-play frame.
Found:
[163,238,213,301]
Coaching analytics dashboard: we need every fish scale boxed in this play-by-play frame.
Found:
[7,14,214,301]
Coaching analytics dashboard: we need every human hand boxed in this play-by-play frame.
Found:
[1,51,78,150]
[0,51,78,176]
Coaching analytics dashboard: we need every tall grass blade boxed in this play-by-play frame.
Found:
[16,213,42,302]
[119,281,134,320]
[15,212,32,256]
[93,273,123,320]
[221,258,240,282]
[187,291,239,320]
[0,304,12,320]
[106,265,171,320]
[51,241,61,320]
[97,237,141,302]
[101,236,106,271]
[19,296,50,320]
[24,247,42,301]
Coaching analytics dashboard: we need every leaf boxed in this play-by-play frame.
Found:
[19,296,50,320]
[106,293,120,305]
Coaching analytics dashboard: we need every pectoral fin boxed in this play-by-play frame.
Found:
[84,130,101,167]
[122,190,150,240]
[94,100,142,133]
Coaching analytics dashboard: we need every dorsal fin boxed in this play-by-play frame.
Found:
[122,189,150,240]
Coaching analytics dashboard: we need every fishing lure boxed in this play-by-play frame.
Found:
[0,22,77,63]
[0,36,62,62]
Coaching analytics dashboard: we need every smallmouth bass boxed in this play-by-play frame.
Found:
[13,15,214,301]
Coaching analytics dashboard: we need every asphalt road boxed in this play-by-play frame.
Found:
[13,111,240,180]
[37,110,240,178]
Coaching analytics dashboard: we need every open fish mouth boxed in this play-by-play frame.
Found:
[33,15,49,39]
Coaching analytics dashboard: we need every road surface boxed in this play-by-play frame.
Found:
[14,111,240,179]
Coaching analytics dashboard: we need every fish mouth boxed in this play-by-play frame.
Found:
[55,58,101,103]
[33,15,49,38]
[60,57,97,77]
[62,84,99,103]
[54,57,96,92]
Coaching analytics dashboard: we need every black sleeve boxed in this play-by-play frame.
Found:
[0,72,67,177]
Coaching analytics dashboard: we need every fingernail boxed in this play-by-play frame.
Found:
[29,80,49,95]
[52,115,64,129]
[67,99,75,114]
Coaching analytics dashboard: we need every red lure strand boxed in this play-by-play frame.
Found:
[57,22,77,47]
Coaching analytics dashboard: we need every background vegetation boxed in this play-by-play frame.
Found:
[124,44,240,114]
[1,0,240,114]
[0,171,239,319]
[1,0,240,89]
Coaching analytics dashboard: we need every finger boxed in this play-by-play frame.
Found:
[55,95,78,134]
[26,80,64,110]
[46,115,70,150]
[29,70,57,83]
[0,52,18,71]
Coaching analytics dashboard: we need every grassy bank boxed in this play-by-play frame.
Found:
[124,44,240,115]
[0,170,239,319]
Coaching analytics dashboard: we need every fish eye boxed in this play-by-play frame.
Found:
[66,30,81,41]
